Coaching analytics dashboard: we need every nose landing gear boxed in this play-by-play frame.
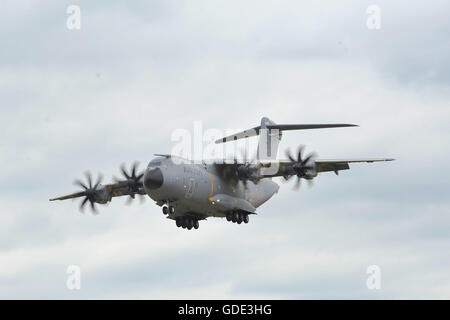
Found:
[226,211,249,225]
[162,204,175,215]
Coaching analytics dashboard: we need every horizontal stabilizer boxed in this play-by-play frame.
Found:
[215,126,261,144]
[215,123,357,144]
[267,124,358,130]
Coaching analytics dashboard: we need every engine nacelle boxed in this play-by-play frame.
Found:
[92,185,112,204]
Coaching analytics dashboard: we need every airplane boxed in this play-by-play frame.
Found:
[50,117,394,230]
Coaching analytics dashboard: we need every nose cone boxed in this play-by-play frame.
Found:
[144,168,164,190]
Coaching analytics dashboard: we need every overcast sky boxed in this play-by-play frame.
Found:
[1,0,450,299]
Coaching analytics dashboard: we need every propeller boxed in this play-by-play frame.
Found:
[114,162,146,205]
[217,148,261,189]
[284,145,318,191]
[237,147,262,189]
[73,171,104,214]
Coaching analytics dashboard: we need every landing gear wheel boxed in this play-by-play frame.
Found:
[162,206,168,215]
[243,214,249,224]
[187,218,194,229]
[193,220,199,229]
[226,213,232,222]
[169,206,175,214]
[176,218,181,227]
[233,211,239,222]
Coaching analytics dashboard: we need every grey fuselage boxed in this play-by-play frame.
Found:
[142,156,279,220]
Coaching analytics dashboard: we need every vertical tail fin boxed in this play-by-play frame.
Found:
[256,117,281,161]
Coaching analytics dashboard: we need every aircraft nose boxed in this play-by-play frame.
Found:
[144,168,164,190]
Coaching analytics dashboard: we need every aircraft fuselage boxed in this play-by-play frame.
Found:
[143,156,279,220]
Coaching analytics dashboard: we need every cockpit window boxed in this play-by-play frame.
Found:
[150,161,161,167]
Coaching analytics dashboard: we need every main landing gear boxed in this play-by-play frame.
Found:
[176,217,200,230]
[226,211,249,224]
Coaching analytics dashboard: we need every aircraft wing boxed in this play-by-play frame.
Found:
[49,180,145,201]
[49,179,146,213]
[262,158,395,178]
[49,163,146,213]
[314,158,395,174]
[212,157,394,183]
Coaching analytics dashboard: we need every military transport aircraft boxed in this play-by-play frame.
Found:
[50,117,394,230]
